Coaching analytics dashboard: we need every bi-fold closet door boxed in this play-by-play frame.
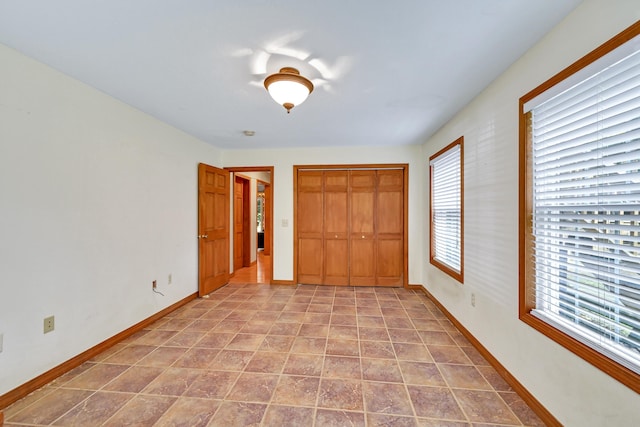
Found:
[296,168,404,287]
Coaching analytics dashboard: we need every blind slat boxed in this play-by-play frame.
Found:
[529,34,640,374]
[431,142,462,273]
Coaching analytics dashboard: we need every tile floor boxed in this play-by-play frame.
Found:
[3,284,546,426]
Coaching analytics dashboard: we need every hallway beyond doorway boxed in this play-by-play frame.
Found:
[229,250,271,284]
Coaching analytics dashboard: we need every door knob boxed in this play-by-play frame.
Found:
[362,235,365,239]
[203,234,208,239]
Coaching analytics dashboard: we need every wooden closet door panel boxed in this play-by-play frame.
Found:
[325,170,349,192]
[325,239,348,285]
[298,171,323,192]
[324,171,348,285]
[298,191,323,234]
[350,239,375,286]
[377,191,403,234]
[376,238,403,286]
[298,237,323,284]
[377,169,403,190]
[297,171,323,284]
[324,171,348,236]
[350,170,376,285]
[376,170,404,286]
[350,171,375,235]
[298,171,323,233]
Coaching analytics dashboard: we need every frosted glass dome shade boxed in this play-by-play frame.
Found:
[264,67,314,113]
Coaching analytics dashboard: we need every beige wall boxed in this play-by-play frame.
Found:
[0,43,222,394]
[420,1,640,425]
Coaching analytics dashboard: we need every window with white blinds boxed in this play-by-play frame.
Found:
[430,138,463,282]
[522,30,640,379]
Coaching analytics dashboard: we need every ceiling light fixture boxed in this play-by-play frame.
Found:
[264,67,314,113]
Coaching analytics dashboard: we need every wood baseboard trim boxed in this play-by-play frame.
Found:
[0,292,198,410]
[415,285,560,427]
[270,279,295,286]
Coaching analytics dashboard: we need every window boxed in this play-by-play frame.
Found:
[430,137,464,282]
[520,22,640,393]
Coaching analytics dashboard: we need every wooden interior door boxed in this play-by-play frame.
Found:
[198,163,229,296]
[349,170,377,286]
[324,171,349,285]
[233,175,251,270]
[242,178,251,267]
[297,171,323,284]
[263,183,271,256]
[234,176,244,270]
[376,170,404,286]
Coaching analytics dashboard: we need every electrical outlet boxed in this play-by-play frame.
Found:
[44,316,55,334]
[168,274,172,285]
[0,333,4,353]
[471,293,476,307]
[152,280,157,289]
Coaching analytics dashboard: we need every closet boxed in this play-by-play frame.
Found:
[295,166,406,287]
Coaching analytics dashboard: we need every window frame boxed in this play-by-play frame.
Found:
[519,21,640,394]
[429,137,464,283]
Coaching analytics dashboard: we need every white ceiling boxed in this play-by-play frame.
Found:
[0,0,582,150]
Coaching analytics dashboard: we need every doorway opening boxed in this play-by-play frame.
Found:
[226,166,274,284]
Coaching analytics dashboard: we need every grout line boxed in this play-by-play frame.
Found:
[4,284,541,426]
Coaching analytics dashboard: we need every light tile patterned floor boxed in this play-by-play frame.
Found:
[4,284,546,426]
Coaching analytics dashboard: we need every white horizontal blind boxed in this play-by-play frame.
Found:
[528,39,640,373]
[431,143,461,273]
